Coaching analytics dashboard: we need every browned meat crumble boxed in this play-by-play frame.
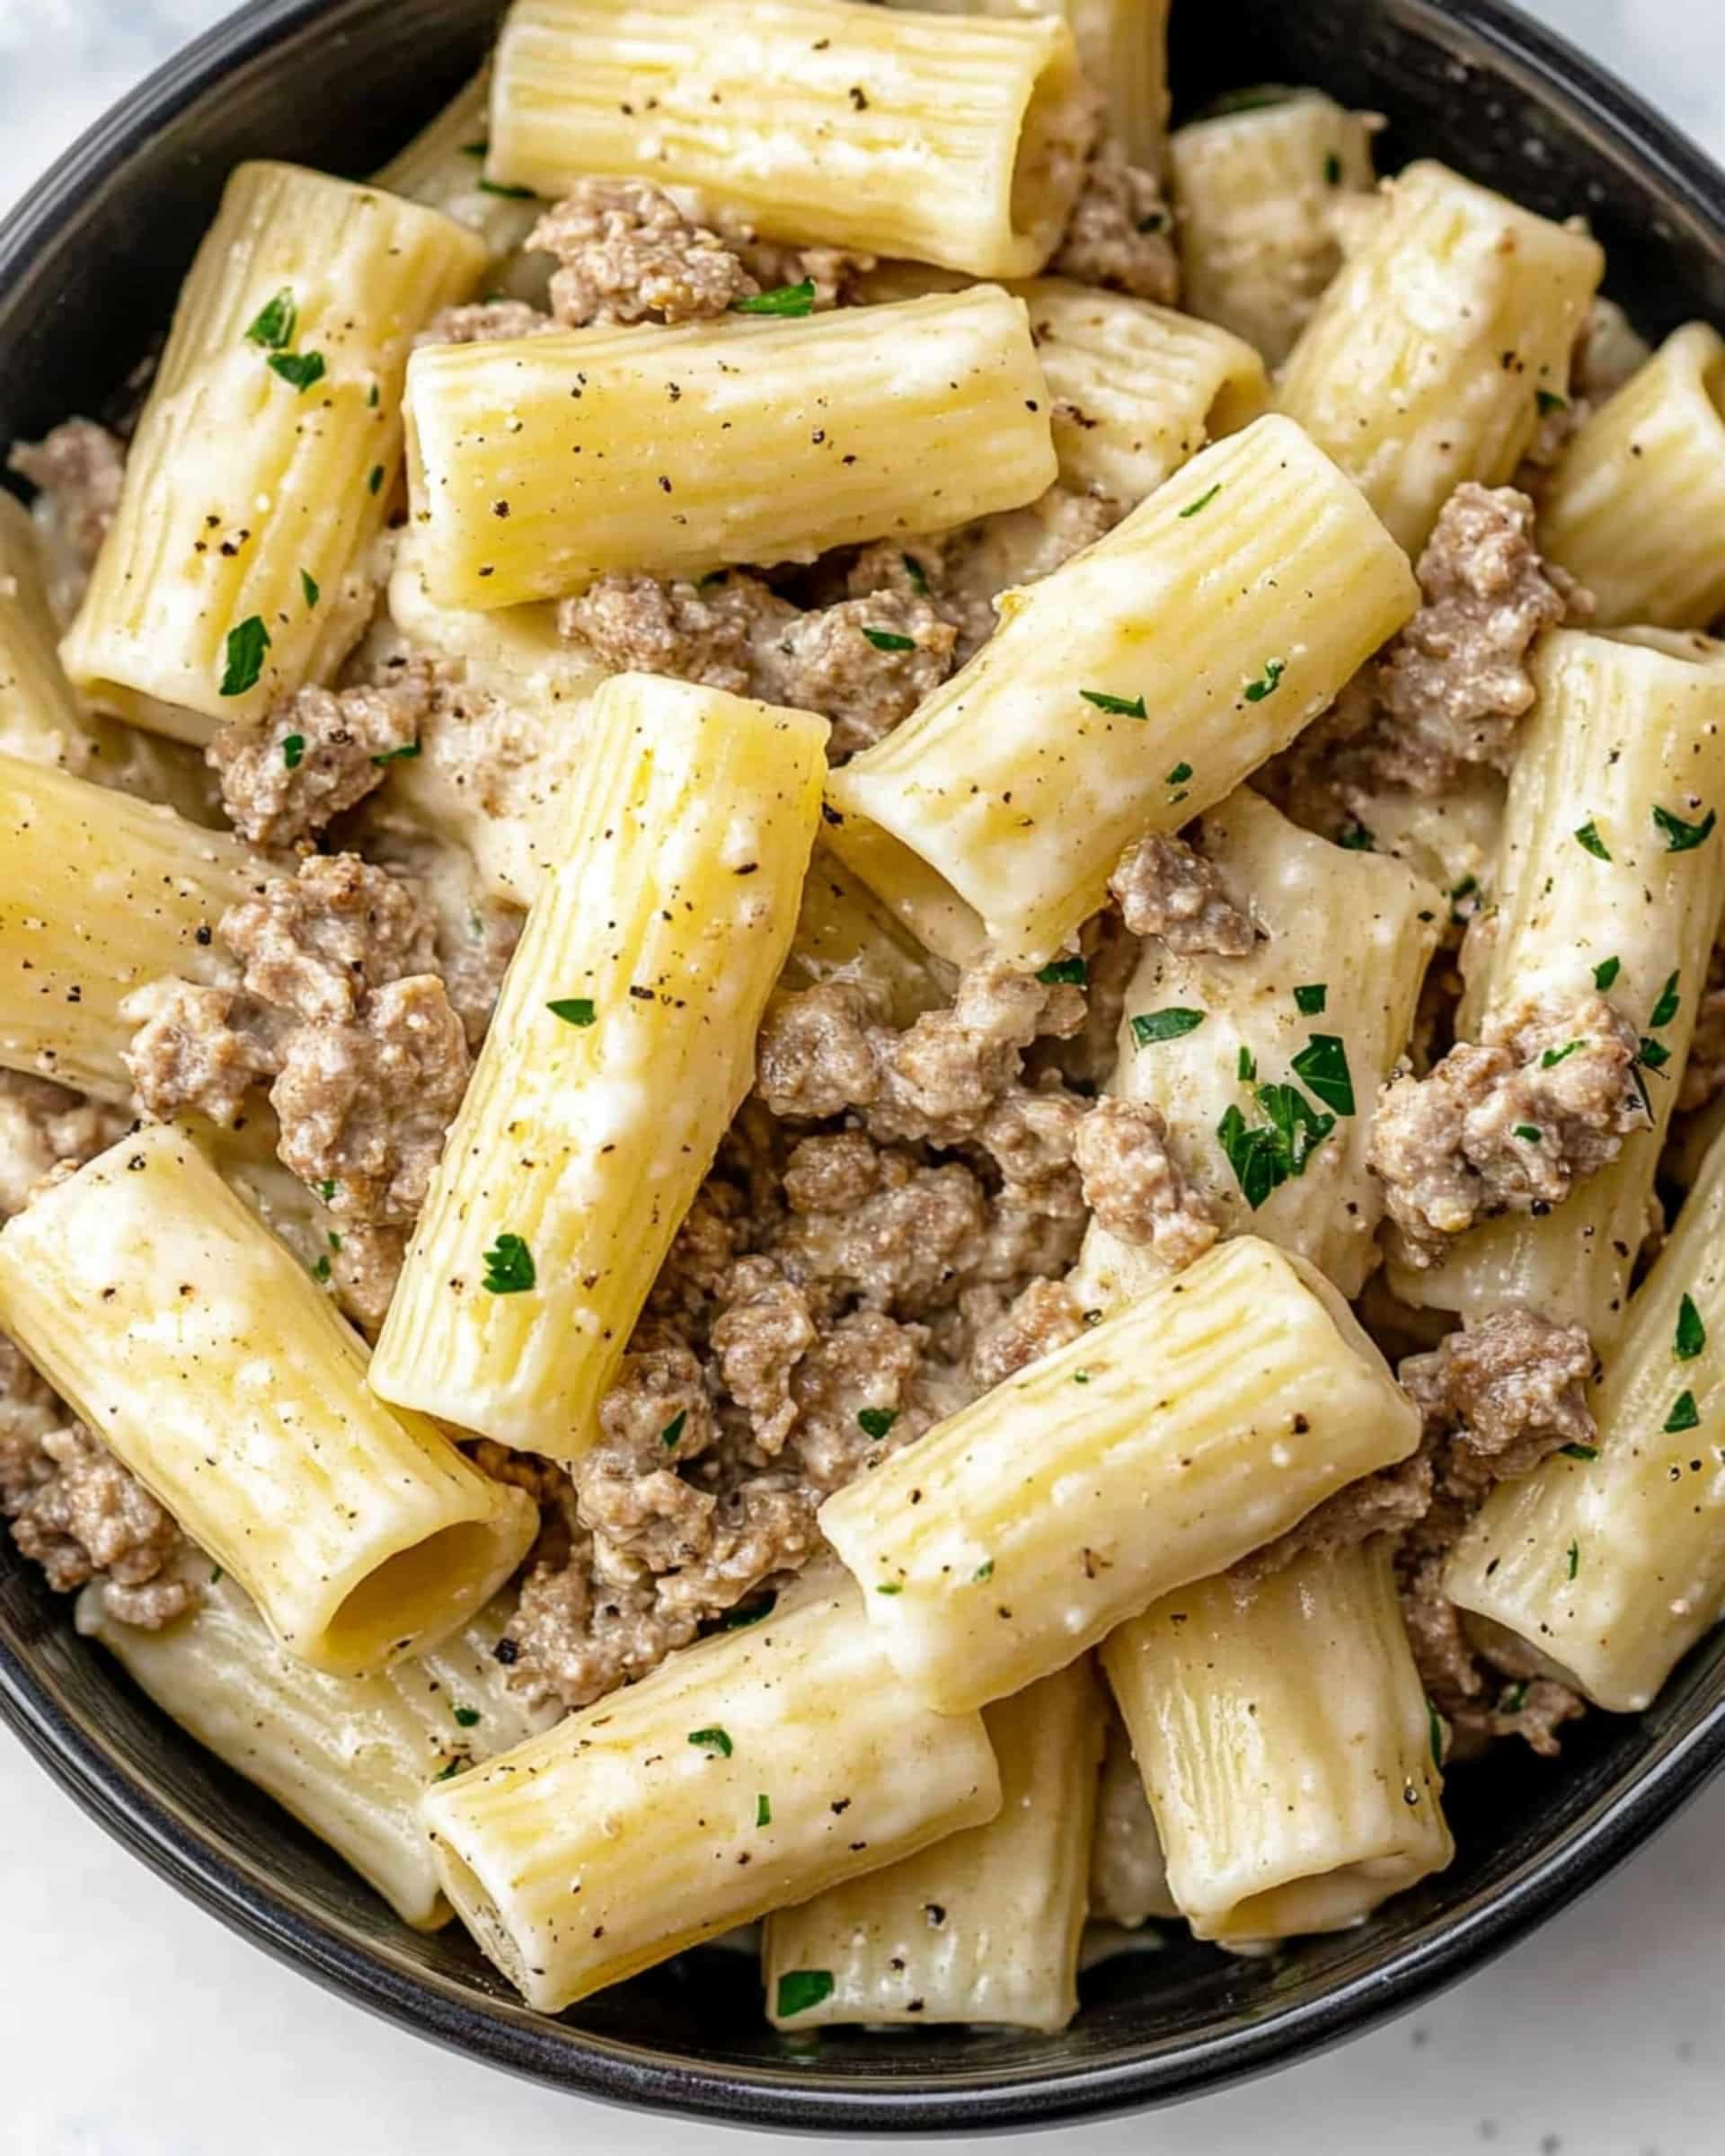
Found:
[416,298,557,349]
[1071,1097,1218,1264]
[1050,153,1179,304]
[1109,829,1256,956]
[7,418,126,620]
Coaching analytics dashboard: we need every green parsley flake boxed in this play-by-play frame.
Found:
[1499,1680,1530,1714]
[267,349,326,393]
[1566,1538,1580,1580]
[316,1180,336,1201]
[1655,803,1718,852]
[313,1254,332,1282]
[1216,1085,1334,1210]
[1594,955,1622,991]
[370,740,421,765]
[1513,1125,1543,1144]
[1560,1443,1598,1462]
[433,1760,464,1782]
[481,1233,535,1294]
[454,1705,481,1728]
[1426,1697,1443,1769]
[1338,822,1375,851]
[1540,1041,1580,1069]
[244,288,297,350]
[1167,761,1193,784]
[300,568,320,609]
[1179,482,1222,519]
[717,1592,776,1630]
[1676,1292,1706,1362]
[688,1726,734,1757]
[1237,1046,1257,1082]
[1290,1033,1355,1116]
[756,1792,773,1828]
[1665,1391,1701,1433]
[1573,819,1611,860]
[732,278,817,317]
[1130,1007,1206,1047]
[367,464,385,496]
[875,1581,903,1595]
[1640,1037,1673,1071]
[1535,388,1569,417]
[857,1406,898,1441]
[219,615,270,698]
[461,139,489,159]
[478,178,538,199]
[209,1567,224,1586]
[281,733,305,771]
[367,383,380,408]
[775,1969,835,2018]
[660,1409,688,1451]
[1293,983,1327,1016]
[1081,688,1147,718]
[901,552,930,596]
[1037,955,1087,985]
[1650,970,1682,1028]
[1243,657,1286,703]
[1073,1369,1091,1385]
[547,996,597,1028]
[973,1559,995,1582]
[862,626,916,652]
[1323,151,1343,185]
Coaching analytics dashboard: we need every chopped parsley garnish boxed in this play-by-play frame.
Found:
[1243,657,1286,703]
[245,288,297,350]
[688,1726,733,1757]
[1072,1369,1091,1385]
[756,1792,773,1827]
[461,139,489,159]
[433,1760,464,1782]
[1676,1292,1706,1362]
[1565,1538,1580,1580]
[454,1705,481,1728]
[1539,1042,1580,1069]
[1593,955,1622,991]
[660,1409,688,1450]
[370,740,421,764]
[857,1406,898,1441]
[1167,761,1193,784]
[1337,822,1375,851]
[219,615,270,698]
[1179,482,1222,519]
[1293,983,1327,1016]
[1535,388,1569,417]
[477,178,537,199]
[1640,1037,1672,1071]
[267,349,326,393]
[1559,1442,1598,1462]
[367,464,385,496]
[1426,1698,1443,1768]
[717,1592,776,1630]
[901,552,930,596]
[862,626,916,652]
[1513,1125,1543,1144]
[481,1233,535,1294]
[1323,151,1343,185]
[1290,1032,1355,1116]
[209,1567,224,1586]
[313,1254,332,1282]
[546,997,597,1027]
[1654,803,1717,852]
[281,733,305,771]
[875,1581,903,1594]
[1573,819,1611,861]
[299,568,320,609]
[1217,1085,1334,1209]
[972,1559,995,1582]
[732,278,817,317]
[1665,1391,1701,1433]
[1237,1046,1257,1082]
[775,1969,835,2018]
[1036,955,1087,985]
[1130,1007,1206,1047]
[1081,687,1147,718]
[1650,970,1682,1028]
[1499,1681,1530,1714]
[316,1180,336,1200]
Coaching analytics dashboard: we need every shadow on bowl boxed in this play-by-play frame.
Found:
[2,0,1724,2131]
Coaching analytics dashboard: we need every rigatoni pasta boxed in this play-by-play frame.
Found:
[422,1571,1000,2011]
[369,674,827,1455]
[1278,161,1602,553]
[0,1124,537,1675]
[488,0,1092,278]
[403,287,1057,610]
[818,1236,1420,1712]
[62,162,486,738]
[825,413,1418,968]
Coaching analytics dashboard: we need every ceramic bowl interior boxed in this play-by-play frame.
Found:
[3,0,1725,2132]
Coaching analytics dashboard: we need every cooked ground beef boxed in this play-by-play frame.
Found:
[416,298,555,349]
[1371,992,1649,1264]
[968,1275,1087,1389]
[1109,830,1256,956]
[1050,153,1179,304]
[1072,1097,1218,1264]
[529,180,756,327]
[1400,1305,1595,1495]
[1231,1451,1435,1590]
[8,418,125,621]
[124,982,281,1129]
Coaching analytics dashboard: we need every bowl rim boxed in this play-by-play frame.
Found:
[4,0,1725,2132]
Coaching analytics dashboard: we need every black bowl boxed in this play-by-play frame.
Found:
[4,0,1725,2133]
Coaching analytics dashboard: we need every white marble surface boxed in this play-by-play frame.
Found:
[4,3,1725,2152]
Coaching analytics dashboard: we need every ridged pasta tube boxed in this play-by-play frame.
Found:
[0,491,88,772]
[1102,1541,1452,1944]
[824,413,1418,968]
[489,0,1092,278]
[1539,324,1725,628]
[1278,162,1602,553]
[762,1660,1104,2030]
[782,845,956,1028]
[422,1571,1000,2011]
[403,287,1057,610]
[0,1125,537,1677]
[376,71,544,262]
[1446,1119,1725,1711]
[1388,630,1725,1344]
[370,675,827,1456]
[77,1573,556,1929]
[1104,788,1440,1298]
[818,1235,1420,1712]
[0,751,265,1102]
[1169,91,1377,367]
[1089,1710,1178,1927]
[62,162,486,740]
